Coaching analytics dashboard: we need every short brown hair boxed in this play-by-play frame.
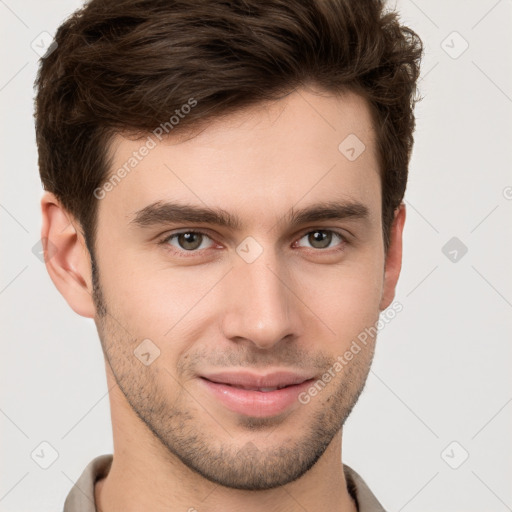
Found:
[34,0,422,258]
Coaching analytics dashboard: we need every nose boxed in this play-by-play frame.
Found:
[220,250,303,350]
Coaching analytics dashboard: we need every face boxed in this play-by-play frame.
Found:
[90,88,397,490]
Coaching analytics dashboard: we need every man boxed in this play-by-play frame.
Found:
[34,0,422,510]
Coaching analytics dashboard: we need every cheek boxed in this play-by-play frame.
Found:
[101,257,225,343]
[98,237,384,355]
[295,257,383,346]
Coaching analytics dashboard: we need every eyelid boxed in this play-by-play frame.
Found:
[157,229,218,252]
[294,228,347,249]
[157,227,349,255]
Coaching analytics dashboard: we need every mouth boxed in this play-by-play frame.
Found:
[201,379,299,392]
[198,372,316,417]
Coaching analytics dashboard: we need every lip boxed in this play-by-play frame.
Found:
[198,370,316,417]
[200,370,315,389]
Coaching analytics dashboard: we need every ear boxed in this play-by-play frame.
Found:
[379,203,406,311]
[40,191,96,318]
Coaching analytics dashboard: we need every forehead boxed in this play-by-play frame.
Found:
[100,88,380,228]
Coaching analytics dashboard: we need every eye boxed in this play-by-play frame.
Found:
[158,228,347,257]
[295,229,346,250]
[160,230,215,253]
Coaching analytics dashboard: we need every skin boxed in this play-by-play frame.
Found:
[41,87,405,512]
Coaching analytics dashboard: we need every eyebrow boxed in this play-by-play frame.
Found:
[129,199,370,231]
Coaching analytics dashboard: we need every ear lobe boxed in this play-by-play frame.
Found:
[40,192,96,318]
[379,203,406,311]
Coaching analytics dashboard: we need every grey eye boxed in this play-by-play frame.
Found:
[298,230,343,249]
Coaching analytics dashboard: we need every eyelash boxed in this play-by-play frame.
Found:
[157,229,348,257]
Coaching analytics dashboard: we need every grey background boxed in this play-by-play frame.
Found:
[1,0,511,510]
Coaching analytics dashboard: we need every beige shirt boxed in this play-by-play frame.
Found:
[63,454,386,511]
